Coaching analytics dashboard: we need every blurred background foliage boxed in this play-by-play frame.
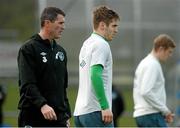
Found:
[0,0,36,41]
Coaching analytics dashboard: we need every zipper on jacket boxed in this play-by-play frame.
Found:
[50,40,54,51]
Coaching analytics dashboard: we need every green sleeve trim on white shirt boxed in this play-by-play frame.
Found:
[91,64,109,109]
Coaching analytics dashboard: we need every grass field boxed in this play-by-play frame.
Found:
[1,78,136,127]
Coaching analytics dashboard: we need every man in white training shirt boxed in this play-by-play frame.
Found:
[74,5,120,127]
[133,34,176,127]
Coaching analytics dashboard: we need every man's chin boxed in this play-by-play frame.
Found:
[55,35,61,39]
[107,38,113,42]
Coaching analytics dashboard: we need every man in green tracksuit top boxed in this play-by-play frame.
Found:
[17,7,71,127]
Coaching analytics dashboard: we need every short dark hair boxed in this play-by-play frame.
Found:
[93,5,120,30]
[40,7,65,27]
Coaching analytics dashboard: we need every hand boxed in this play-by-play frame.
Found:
[66,119,70,127]
[165,112,175,123]
[41,104,57,120]
[101,109,113,124]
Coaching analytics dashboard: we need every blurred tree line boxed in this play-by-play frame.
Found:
[0,0,37,42]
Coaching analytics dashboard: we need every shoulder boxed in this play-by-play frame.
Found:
[146,55,160,67]
[19,37,38,54]
[20,40,33,50]
[90,34,109,46]
[137,55,155,69]
[21,34,42,49]
[93,39,110,51]
[142,54,158,64]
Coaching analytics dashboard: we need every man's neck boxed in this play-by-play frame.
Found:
[39,30,52,42]
[93,30,104,38]
[151,50,160,61]
[93,30,107,41]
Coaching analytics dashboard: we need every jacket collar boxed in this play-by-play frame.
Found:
[32,34,57,48]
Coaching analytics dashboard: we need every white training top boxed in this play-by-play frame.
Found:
[133,53,170,117]
[74,33,112,116]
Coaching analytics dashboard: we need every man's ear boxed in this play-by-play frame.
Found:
[44,20,51,27]
[159,46,165,51]
[157,46,166,54]
[99,21,106,31]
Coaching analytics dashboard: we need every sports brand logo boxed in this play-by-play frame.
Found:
[55,51,64,61]
[40,52,47,63]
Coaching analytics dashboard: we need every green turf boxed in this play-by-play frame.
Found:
[1,79,136,127]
